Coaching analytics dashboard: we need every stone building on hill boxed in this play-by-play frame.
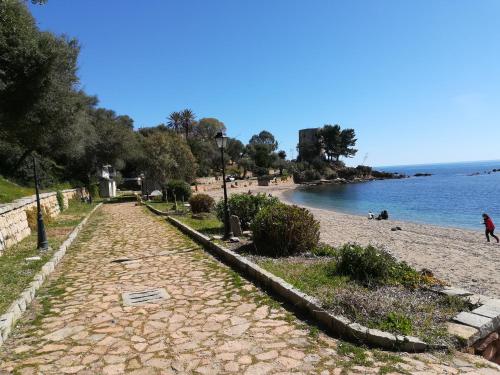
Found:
[298,128,323,162]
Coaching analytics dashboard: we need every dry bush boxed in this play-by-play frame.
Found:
[25,206,52,231]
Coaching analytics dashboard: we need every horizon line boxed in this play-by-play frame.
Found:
[375,158,500,170]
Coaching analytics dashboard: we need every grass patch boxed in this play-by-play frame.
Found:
[337,342,374,372]
[0,200,97,314]
[228,269,244,288]
[0,177,34,204]
[311,243,338,257]
[0,177,72,204]
[258,258,348,298]
[379,364,411,375]
[175,213,223,236]
[30,277,68,327]
[379,312,413,335]
[255,255,466,347]
[147,200,189,213]
[147,201,172,212]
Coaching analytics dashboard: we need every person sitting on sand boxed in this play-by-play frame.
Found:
[376,210,389,220]
[483,213,499,243]
[368,211,374,220]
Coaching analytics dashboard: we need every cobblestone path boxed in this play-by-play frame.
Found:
[0,203,498,374]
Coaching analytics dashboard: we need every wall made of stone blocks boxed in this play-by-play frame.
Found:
[0,189,82,255]
[473,329,500,364]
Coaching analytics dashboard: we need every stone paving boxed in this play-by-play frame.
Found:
[0,203,499,374]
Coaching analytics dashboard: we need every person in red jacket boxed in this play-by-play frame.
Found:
[483,213,499,243]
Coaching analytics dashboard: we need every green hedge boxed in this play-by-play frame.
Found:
[215,193,279,229]
[251,203,320,257]
[189,194,215,214]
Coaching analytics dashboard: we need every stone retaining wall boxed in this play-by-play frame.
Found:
[0,189,82,254]
[193,176,293,193]
[0,203,101,347]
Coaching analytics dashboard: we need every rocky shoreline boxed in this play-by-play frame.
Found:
[297,172,407,186]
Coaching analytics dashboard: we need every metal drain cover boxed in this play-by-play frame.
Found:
[122,288,170,306]
[111,258,132,263]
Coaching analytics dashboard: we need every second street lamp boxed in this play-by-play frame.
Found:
[215,132,233,240]
[33,155,49,251]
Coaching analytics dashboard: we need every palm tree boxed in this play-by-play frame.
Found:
[180,109,196,139]
[167,111,182,133]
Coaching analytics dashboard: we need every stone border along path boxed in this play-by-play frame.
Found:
[0,202,497,374]
[158,206,499,354]
[165,214,432,352]
[0,203,102,348]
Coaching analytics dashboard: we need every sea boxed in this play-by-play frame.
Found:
[284,160,500,230]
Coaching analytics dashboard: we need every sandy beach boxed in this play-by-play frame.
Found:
[203,181,500,298]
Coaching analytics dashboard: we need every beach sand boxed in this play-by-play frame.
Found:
[204,181,500,298]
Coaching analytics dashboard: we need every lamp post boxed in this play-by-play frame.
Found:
[215,132,233,240]
[32,155,49,251]
[139,173,145,196]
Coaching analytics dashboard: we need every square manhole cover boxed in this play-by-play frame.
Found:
[122,288,170,307]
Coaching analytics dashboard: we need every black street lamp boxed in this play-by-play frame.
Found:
[139,173,145,196]
[215,132,233,240]
[32,155,49,251]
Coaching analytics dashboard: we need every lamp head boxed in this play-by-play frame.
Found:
[215,132,228,149]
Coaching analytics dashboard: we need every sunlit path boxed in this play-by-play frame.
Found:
[0,203,495,374]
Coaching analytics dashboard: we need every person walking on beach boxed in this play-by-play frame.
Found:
[483,213,499,243]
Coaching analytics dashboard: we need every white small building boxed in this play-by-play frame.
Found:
[99,165,117,198]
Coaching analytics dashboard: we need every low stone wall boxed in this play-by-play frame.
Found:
[0,189,82,254]
[0,203,101,347]
[193,176,293,193]
[165,215,435,352]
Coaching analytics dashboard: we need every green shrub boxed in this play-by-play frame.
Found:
[311,243,338,257]
[167,180,191,201]
[189,194,215,214]
[337,167,358,180]
[88,184,100,199]
[56,190,65,212]
[257,174,273,182]
[356,165,372,177]
[215,193,279,229]
[334,244,421,287]
[293,169,321,183]
[305,169,321,181]
[251,203,320,257]
[379,312,413,335]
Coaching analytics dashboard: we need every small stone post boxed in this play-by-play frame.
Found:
[230,215,242,237]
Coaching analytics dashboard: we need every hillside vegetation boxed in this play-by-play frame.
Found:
[0,177,34,204]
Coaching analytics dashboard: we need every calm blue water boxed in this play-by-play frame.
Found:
[285,160,500,230]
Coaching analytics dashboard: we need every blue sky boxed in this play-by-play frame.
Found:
[29,0,500,167]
